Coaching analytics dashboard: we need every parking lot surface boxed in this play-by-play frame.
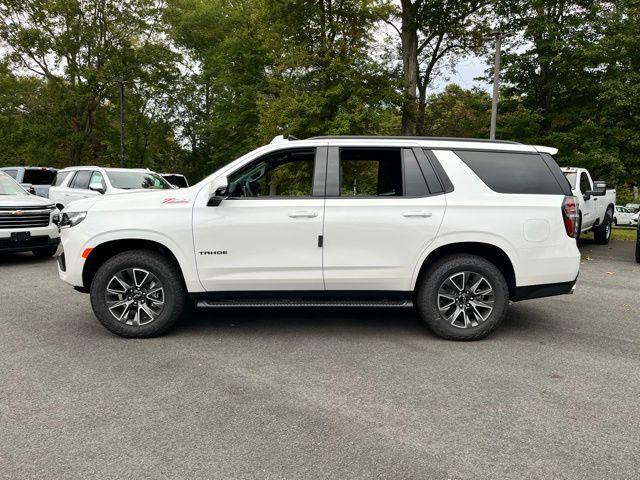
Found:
[1,240,639,479]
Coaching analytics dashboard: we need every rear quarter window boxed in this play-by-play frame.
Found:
[454,150,567,195]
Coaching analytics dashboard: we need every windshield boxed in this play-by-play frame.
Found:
[563,172,577,188]
[107,171,173,190]
[0,175,28,196]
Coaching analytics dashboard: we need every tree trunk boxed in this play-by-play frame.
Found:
[416,78,427,136]
[400,1,419,136]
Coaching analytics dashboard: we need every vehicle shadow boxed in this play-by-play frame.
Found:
[0,252,50,266]
[174,306,432,339]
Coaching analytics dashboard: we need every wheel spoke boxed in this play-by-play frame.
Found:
[438,270,495,329]
[105,268,165,326]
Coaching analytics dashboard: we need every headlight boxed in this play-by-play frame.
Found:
[60,211,87,228]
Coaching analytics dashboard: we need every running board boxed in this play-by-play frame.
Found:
[197,299,413,309]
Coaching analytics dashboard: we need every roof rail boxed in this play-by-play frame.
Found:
[306,135,521,145]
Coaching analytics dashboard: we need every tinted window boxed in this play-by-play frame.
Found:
[3,169,18,179]
[162,175,189,188]
[579,173,591,193]
[403,149,430,196]
[228,149,315,197]
[23,168,56,185]
[340,149,402,197]
[107,171,172,190]
[71,170,92,189]
[52,171,71,186]
[455,150,565,195]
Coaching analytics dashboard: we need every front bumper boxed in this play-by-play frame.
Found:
[0,234,60,253]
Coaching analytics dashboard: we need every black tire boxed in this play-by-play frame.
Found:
[613,217,618,226]
[32,246,58,258]
[90,249,185,338]
[636,226,640,263]
[576,215,582,243]
[594,211,612,245]
[415,255,509,341]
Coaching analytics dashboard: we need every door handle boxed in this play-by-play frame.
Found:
[288,211,318,218]
[402,211,433,218]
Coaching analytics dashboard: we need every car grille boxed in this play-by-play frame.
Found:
[0,205,54,229]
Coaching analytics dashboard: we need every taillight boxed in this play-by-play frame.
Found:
[562,196,579,238]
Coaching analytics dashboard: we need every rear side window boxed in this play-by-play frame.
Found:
[52,171,71,186]
[339,149,402,197]
[455,150,566,195]
[23,169,56,185]
[3,169,18,179]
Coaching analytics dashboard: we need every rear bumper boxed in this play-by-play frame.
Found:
[512,278,577,302]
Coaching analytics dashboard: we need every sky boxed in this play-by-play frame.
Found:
[432,55,493,93]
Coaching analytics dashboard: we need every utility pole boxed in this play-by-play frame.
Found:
[118,81,125,168]
[490,31,501,140]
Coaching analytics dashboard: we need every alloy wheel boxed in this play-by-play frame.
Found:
[437,271,495,329]
[105,268,165,326]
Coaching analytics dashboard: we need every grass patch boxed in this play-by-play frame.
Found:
[582,227,637,242]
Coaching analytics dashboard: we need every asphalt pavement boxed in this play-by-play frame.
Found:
[0,239,639,479]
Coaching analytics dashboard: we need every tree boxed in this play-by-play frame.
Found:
[381,0,490,135]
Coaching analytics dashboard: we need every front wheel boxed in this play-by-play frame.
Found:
[90,250,186,338]
[594,212,612,245]
[415,255,509,341]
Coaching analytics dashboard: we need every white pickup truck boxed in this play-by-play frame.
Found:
[561,167,616,244]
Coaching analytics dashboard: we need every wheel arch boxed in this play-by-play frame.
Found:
[413,242,517,300]
[82,239,187,293]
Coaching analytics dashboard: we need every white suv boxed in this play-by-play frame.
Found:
[49,167,174,210]
[0,171,60,257]
[57,136,581,340]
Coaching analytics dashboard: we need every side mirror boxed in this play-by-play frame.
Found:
[89,182,105,194]
[583,192,591,201]
[208,185,228,207]
[586,189,605,197]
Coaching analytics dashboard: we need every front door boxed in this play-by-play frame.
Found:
[193,147,327,292]
[322,146,446,291]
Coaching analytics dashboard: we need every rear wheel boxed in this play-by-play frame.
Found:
[90,250,185,338]
[594,211,612,245]
[415,255,509,341]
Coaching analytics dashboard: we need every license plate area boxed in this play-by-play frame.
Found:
[11,231,31,243]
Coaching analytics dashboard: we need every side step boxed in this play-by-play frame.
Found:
[197,299,413,309]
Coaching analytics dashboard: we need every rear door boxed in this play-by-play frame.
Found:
[65,170,101,204]
[322,146,446,291]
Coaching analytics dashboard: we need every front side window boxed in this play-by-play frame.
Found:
[228,149,315,198]
[579,173,591,194]
[107,171,172,190]
[90,171,106,189]
[0,174,28,196]
[339,149,402,197]
[71,170,92,190]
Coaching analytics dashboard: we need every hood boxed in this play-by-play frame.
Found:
[66,187,198,212]
[0,194,54,208]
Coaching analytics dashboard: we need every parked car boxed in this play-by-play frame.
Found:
[57,136,580,340]
[0,166,58,198]
[49,167,174,210]
[625,203,640,213]
[0,171,60,257]
[561,167,616,244]
[613,205,637,226]
[636,221,640,263]
[160,173,189,188]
